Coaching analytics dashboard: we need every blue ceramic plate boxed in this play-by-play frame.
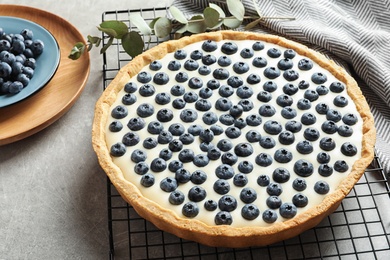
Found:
[0,16,60,108]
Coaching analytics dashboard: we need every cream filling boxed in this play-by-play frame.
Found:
[105,40,362,227]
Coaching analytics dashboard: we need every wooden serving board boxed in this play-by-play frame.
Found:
[0,4,90,145]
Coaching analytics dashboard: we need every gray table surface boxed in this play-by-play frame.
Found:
[0,1,172,259]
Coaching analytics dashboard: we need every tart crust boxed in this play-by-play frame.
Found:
[92,31,375,248]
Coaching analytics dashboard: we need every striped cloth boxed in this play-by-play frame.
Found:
[172,0,390,176]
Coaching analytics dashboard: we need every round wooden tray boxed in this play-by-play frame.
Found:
[0,4,90,145]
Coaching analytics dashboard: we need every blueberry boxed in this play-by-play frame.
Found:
[193,154,210,167]
[169,190,185,205]
[292,178,307,191]
[292,193,308,207]
[278,58,293,70]
[170,85,184,96]
[297,58,313,70]
[213,68,230,80]
[215,211,233,225]
[252,56,268,68]
[11,61,23,76]
[175,168,191,183]
[109,121,123,132]
[149,60,162,71]
[234,143,253,157]
[239,47,253,58]
[279,131,295,145]
[317,152,331,164]
[188,77,203,89]
[137,71,152,83]
[283,69,299,81]
[246,73,261,84]
[210,125,224,135]
[267,182,283,196]
[311,72,327,84]
[281,106,297,119]
[238,99,254,111]
[204,200,218,211]
[236,85,253,98]
[195,99,212,112]
[143,137,158,149]
[202,40,218,52]
[264,67,281,79]
[257,91,273,103]
[304,89,319,102]
[221,42,238,55]
[219,114,234,126]
[316,85,329,95]
[215,164,235,179]
[279,203,297,219]
[218,195,237,212]
[23,66,34,78]
[262,209,278,223]
[229,104,244,118]
[259,105,276,117]
[264,120,283,135]
[319,137,336,151]
[136,103,154,117]
[266,196,282,209]
[314,180,330,194]
[168,123,185,136]
[301,112,317,125]
[294,159,314,177]
[140,173,155,187]
[246,114,262,126]
[202,54,217,65]
[134,161,149,175]
[217,139,233,152]
[183,59,199,71]
[296,140,314,154]
[341,142,358,156]
[234,118,247,129]
[246,130,262,143]
[272,167,291,183]
[190,49,203,60]
[157,130,173,144]
[198,65,211,75]
[15,74,30,87]
[221,152,238,165]
[227,76,244,88]
[217,55,232,67]
[262,81,277,93]
[255,153,273,167]
[252,41,265,51]
[168,139,183,152]
[267,47,281,58]
[315,102,329,115]
[156,108,174,122]
[213,179,230,194]
[321,120,338,134]
[233,61,250,74]
[150,158,167,172]
[13,39,26,55]
[172,98,186,109]
[183,91,198,103]
[180,109,198,123]
[191,170,207,184]
[257,174,270,187]
[127,117,145,131]
[130,149,147,162]
[152,72,169,85]
[342,113,358,125]
[147,121,164,135]
[298,80,310,89]
[338,125,353,137]
[225,126,241,139]
[274,148,293,164]
[202,112,218,125]
[8,81,23,94]
[178,149,195,163]
[297,98,311,110]
[168,160,183,172]
[260,136,276,149]
[188,186,207,202]
[182,202,199,218]
[218,85,234,97]
[175,71,189,83]
[123,132,140,146]
[168,60,181,71]
[334,160,349,172]
[187,124,203,136]
[111,105,128,119]
[159,148,173,160]
[215,98,233,111]
[174,49,187,60]
[139,84,155,97]
[329,81,345,93]
[110,142,126,157]
[206,79,220,90]
[303,127,320,141]
[318,163,333,177]
[276,94,293,107]
[122,93,137,105]
[326,109,342,122]
[333,95,348,107]
[199,87,213,99]
[285,120,302,133]
[233,173,248,186]
[241,204,260,220]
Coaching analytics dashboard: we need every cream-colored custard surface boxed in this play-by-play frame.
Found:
[105,39,362,227]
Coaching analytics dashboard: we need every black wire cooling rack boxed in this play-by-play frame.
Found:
[102,7,390,260]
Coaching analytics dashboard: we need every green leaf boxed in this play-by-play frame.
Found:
[149,17,160,29]
[227,0,245,21]
[169,6,188,24]
[68,42,85,60]
[203,7,220,28]
[154,17,172,38]
[98,20,128,39]
[223,17,242,28]
[100,37,114,54]
[130,13,152,35]
[187,15,207,33]
[176,24,189,33]
[209,3,226,18]
[87,36,101,46]
[245,18,262,30]
[122,31,145,58]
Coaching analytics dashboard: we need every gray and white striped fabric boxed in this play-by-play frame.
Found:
[172,0,390,175]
